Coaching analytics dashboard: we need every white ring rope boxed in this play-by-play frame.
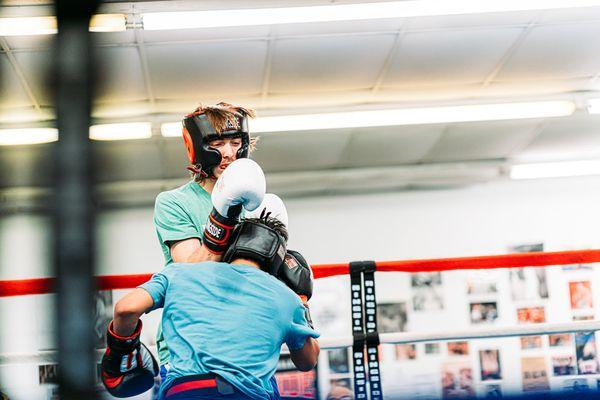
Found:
[2,321,599,364]
[317,320,600,350]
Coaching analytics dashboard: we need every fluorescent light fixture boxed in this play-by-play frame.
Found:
[0,14,125,36]
[143,0,600,30]
[250,101,575,133]
[89,122,152,141]
[89,14,127,33]
[0,17,57,36]
[511,160,600,179]
[588,99,600,115]
[161,122,182,138]
[0,128,58,145]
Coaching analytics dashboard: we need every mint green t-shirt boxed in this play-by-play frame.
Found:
[153,180,213,266]
[153,180,213,363]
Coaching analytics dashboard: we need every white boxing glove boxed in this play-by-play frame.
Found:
[203,159,266,254]
[245,193,288,228]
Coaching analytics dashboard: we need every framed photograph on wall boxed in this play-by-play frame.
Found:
[479,350,502,381]
[575,332,600,374]
[411,272,443,311]
[376,302,407,333]
[521,357,549,392]
[569,281,593,310]
[470,302,498,324]
[441,361,475,399]
[517,307,546,324]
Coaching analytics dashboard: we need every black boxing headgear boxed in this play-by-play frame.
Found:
[182,110,250,177]
[222,220,287,277]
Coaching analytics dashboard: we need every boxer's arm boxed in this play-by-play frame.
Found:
[113,289,155,336]
[290,337,320,371]
[170,238,221,263]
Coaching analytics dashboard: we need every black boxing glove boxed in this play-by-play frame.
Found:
[279,250,313,302]
[101,320,158,398]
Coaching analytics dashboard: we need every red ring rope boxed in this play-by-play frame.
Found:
[1,249,599,297]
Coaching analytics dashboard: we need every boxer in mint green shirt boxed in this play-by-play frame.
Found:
[152,103,283,394]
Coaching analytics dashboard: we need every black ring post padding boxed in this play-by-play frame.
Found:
[362,261,383,400]
[365,332,380,346]
[349,262,368,399]
[54,1,99,399]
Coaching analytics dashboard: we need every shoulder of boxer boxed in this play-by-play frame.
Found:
[279,249,313,301]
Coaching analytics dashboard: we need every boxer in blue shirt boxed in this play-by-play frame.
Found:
[101,215,320,399]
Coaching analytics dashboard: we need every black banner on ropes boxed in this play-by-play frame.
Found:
[350,262,367,400]
[349,261,382,400]
[363,263,382,400]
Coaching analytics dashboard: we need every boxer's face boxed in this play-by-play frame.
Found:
[208,136,243,179]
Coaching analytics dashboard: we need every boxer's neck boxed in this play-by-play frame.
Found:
[199,178,216,194]
[230,258,261,270]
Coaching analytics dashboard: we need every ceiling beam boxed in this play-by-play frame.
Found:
[260,32,275,101]
[0,37,43,115]
[371,27,406,94]
[133,15,156,106]
[481,20,537,87]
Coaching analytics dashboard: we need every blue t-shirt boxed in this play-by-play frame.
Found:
[139,261,319,400]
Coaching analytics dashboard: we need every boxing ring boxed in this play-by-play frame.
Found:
[2,249,600,399]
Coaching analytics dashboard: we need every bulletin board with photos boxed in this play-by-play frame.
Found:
[317,242,600,398]
[275,354,318,399]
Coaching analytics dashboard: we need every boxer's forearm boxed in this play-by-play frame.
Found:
[290,337,320,371]
[113,288,154,336]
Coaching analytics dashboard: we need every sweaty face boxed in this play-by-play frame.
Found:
[208,136,243,179]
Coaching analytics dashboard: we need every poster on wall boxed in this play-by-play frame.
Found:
[516,307,546,324]
[425,343,441,355]
[549,334,572,347]
[447,341,469,356]
[39,364,58,385]
[561,378,591,393]
[327,348,350,374]
[575,332,600,374]
[569,281,594,310]
[395,344,417,360]
[411,272,444,311]
[470,302,498,324]
[441,361,475,398]
[552,355,576,376]
[275,354,317,399]
[466,270,499,296]
[509,243,549,301]
[521,357,549,392]
[376,302,407,333]
[479,350,502,381]
[520,336,543,350]
[483,384,503,398]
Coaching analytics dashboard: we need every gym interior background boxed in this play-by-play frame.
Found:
[1,1,600,399]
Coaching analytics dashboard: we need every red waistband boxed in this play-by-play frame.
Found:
[166,378,218,397]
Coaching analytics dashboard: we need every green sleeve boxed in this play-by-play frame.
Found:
[153,192,201,246]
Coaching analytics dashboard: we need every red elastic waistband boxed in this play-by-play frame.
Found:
[166,378,218,397]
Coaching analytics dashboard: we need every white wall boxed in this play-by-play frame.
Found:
[1,175,600,399]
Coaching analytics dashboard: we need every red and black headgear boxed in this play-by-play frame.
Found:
[182,106,251,178]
